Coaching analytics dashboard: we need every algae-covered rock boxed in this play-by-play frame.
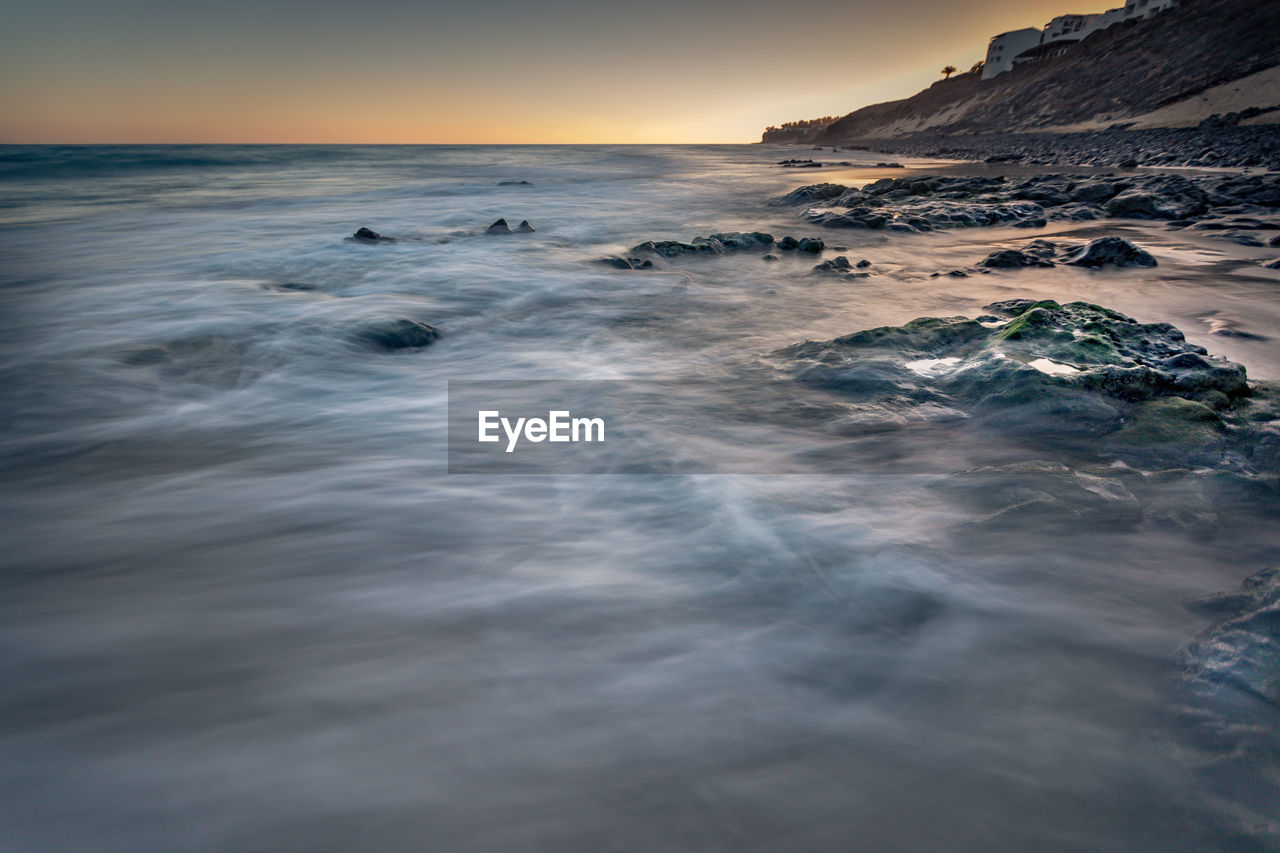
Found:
[774,300,1270,470]
[1110,397,1226,466]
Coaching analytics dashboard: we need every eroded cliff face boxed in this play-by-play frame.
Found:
[766,0,1280,144]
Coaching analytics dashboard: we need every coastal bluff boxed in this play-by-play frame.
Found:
[762,0,1280,147]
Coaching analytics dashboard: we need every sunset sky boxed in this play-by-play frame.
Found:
[1,0,1122,143]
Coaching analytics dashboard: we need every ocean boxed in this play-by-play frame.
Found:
[1,144,1278,851]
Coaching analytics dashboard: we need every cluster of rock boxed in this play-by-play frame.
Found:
[841,125,1280,170]
[347,219,538,243]
[599,232,827,269]
[979,237,1157,270]
[773,299,1279,472]
[777,159,855,169]
[486,218,535,234]
[812,256,872,279]
[777,171,1280,234]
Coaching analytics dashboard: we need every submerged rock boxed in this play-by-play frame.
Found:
[598,256,654,270]
[1178,567,1280,751]
[351,227,395,243]
[498,180,532,186]
[515,220,536,233]
[486,219,512,234]
[1061,236,1157,268]
[354,318,442,351]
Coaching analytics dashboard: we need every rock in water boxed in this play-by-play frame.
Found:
[774,300,1272,469]
[516,220,535,233]
[1179,567,1280,747]
[486,219,512,234]
[598,256,654,270]
[1019,239,1057,260]
[776,183,848,205]
[354,319,442,351]
[812,256,867,278]
[1062,237,1157,268]
[627,232,773,260]
[351,227,394,243]
[979,249,1053,269]
[498,180,532,186]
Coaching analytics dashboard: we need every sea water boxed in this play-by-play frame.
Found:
[2,145,1278,851]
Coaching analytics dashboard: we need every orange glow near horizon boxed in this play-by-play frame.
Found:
[0,0,1123,144]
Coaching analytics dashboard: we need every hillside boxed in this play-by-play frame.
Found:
[766,0,1280,144]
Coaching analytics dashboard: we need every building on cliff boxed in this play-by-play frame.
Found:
[982,0,1178,80]
[982,28,1043,79]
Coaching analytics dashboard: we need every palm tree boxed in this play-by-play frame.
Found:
[940,65,958,80]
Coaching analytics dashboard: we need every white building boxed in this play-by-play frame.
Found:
[981,0,1178,79]
[1122,0,1177,19]
[982,28,1043,80]
[1041,13,1100,43]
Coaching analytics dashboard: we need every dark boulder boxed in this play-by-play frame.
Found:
[486,219,512,234]
[515,220,536,233]
[1062,237,1157,268]
[351,227,394,243]
[980,249,1054,269]
[777,183,848,205]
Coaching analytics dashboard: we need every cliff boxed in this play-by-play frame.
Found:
[767,0,1280,144]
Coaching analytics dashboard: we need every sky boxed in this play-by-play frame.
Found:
[0,0,1122,144]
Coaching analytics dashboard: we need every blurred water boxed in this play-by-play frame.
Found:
[2,145,1278,852]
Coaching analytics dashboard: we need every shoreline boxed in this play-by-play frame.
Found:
[765,124,1280,170]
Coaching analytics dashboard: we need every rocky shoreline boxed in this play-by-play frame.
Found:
[795,124,1280,171]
